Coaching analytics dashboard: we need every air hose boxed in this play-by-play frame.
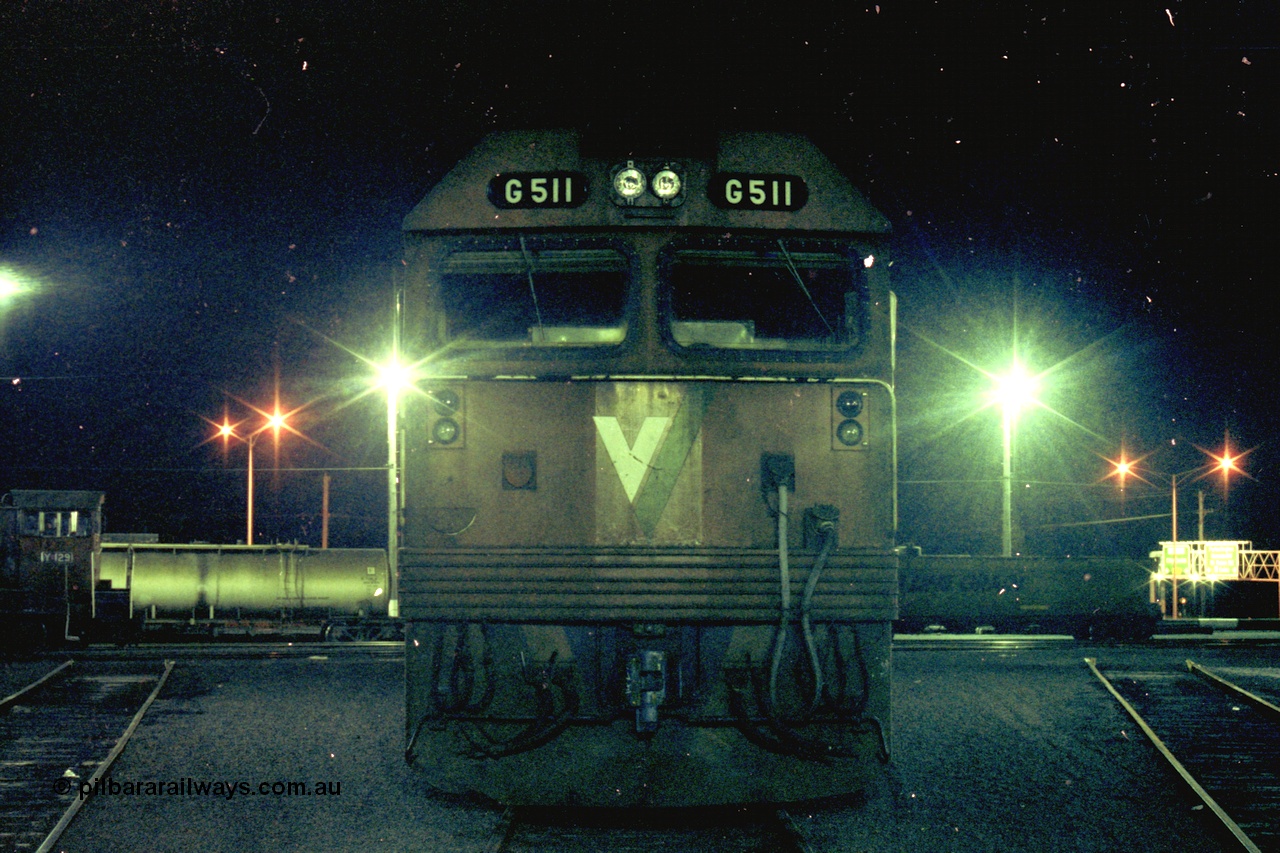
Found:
[769,488,836,717]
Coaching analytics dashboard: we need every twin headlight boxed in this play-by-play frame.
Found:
[610,160,685,207]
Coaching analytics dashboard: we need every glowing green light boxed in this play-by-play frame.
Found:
[0,266,33,301]
[375,358,414,395]
[990,361,1039,416]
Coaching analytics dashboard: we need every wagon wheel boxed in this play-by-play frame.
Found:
[323,622,359,642]
[324,621,391,642]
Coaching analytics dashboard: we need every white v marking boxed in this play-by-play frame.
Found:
[593,416,672,503]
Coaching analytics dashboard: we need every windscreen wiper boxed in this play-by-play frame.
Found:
[777,239,834,336]
[518,235,546,338]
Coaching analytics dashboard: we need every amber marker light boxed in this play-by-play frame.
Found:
[203,397,307,546]
[1103,450,1152,492]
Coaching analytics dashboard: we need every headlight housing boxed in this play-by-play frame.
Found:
[610,160,684,208]
[651,168,682,200]
[611,162,646,201]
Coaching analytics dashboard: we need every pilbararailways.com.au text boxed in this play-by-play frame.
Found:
[57,776,342,801]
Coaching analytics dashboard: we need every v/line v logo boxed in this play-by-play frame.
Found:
[592,387,709,538]
[592,416,672,503]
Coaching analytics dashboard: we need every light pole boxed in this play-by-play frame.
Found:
[1110,449,1245,619]
[217,409,287,546]
[246,431,255,544]
[991,361,1038,557]
[375,287,408,619]
[1170,472,1189,542]
[375,359,408,619]
[1112,450,1241,543]
[375,349,414,620]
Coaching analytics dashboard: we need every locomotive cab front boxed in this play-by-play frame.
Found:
[399,130,898,807]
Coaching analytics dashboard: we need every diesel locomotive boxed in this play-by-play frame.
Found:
[0,490,108,644]
[397,130,900,806]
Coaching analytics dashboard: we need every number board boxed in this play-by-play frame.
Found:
[488,172,587,209]
[708,173,808,211]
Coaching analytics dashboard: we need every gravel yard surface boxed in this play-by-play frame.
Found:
[816,642,1236,852]
[0,659,67,699]
[48,641,1251,852]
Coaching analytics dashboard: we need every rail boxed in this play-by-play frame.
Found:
[36,660,175,853]
[0,659,174,853]
[1086,657,1275,853]
[1186,659,1280,721]
[0,660,74,713]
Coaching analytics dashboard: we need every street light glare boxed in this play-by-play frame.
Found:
[991,362,1039,415]
[205,400,310,546]
[375,358,414,395]
[1102,448,1155,490]
[0,265,36,302]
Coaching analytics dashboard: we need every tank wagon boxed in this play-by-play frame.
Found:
[0,490,393,643]
[397,129,900,806]
[898,553,1161,639]
[98,543,394,639]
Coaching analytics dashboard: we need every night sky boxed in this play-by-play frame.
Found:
[2,1,1277,556]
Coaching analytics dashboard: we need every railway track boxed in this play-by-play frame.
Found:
[0,658,172,853]
[481,805,819,852]
[895,632,1280,653]
[67,640,405,662]
[1087,657,1280,852]
[894,635,1074,652]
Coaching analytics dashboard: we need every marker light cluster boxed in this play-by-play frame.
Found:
[428,388,462,446]
[832,388,868,451]
[610,160,685,207]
